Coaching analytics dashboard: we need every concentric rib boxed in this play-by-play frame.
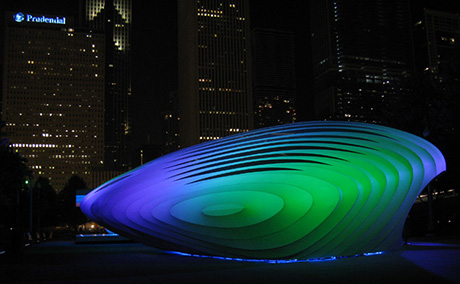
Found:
[81,121,446,260]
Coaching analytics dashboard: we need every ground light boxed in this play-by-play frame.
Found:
[164,250,385,264]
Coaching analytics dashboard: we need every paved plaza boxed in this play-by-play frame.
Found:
[1,237,459,283]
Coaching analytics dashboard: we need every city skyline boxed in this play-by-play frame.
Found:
[3,1,459,145]
[1,0,460,189]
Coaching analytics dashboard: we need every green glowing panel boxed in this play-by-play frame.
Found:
[170,191,286,228]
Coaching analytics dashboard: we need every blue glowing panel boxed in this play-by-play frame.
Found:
[76,195,85,207]
[81,121,446,260]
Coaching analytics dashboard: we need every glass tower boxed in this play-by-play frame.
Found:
[178,0,253,147]
[423,9,460,79]
[2,12,105,189]
[86,0,132,169]
[310,0,415,123]
[251,28,296,128]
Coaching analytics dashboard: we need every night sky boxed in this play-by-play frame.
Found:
[1,0,460,148]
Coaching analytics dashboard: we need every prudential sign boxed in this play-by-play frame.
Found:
[13,12,66,25]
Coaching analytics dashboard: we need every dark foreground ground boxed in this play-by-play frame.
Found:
[1,236,459,284]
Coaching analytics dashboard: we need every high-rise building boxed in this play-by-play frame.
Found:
[2,11,105,189]
[85,0,132,169]
[178,0,253,147]
[419,9,460,79]
[163,90,181,153]
[310,0,415,123]
[251,28,296,128]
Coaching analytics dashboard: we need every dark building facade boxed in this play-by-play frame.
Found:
[310,0,415,123]
[420,9,460,79]
[178,0,253,147]
[85,0,132,169]
[2,11,105,189]
[251,28,296,128]
[163,90,180,153]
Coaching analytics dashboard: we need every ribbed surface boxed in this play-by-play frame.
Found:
[81,121,446,259]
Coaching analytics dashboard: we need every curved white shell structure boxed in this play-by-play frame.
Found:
[81,121,446,259]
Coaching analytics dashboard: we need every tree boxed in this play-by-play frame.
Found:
[0,121,32,253]
[31,177,59,235]
[59,175,89,228]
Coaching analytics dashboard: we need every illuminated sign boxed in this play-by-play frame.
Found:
[14,12,24,22]
[13,12,66,25]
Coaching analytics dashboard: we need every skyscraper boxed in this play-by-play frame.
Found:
[310,0,415,123]
[85,0,132,169]
[251,28,296,128]
[178,0,253,147]
[163,90,181,154]
[421,9,460,79]
[2,11,105,189]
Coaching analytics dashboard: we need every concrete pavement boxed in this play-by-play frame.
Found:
[1,237,459,283]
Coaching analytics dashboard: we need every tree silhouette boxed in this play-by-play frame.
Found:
[32,177,59,232]
[59,175,89,229]
[0,121,32,253]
